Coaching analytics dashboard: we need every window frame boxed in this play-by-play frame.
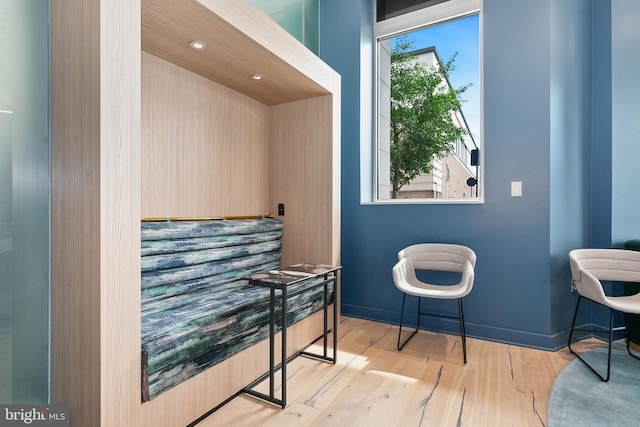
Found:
[370,0,483,205]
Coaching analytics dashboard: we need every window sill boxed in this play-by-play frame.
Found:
[362,197,485,206]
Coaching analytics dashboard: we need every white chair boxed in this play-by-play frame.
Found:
[568,248,640,381]
[392,243,476,363]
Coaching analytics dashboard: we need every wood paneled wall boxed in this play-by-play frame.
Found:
[50,0,142,426]
[50,0,102,423]
[270,96,335,266]
[142,52,270,218]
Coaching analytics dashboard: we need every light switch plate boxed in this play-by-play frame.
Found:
[511,181,522,197]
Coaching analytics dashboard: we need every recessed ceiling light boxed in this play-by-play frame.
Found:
[251,73,264,81]
[189,40,206,50]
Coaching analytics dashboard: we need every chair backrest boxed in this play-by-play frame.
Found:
[569,248,640,304]
[569,249,640,283]
[398,243,476,273]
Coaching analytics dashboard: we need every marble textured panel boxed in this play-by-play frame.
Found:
[140,218,334,401]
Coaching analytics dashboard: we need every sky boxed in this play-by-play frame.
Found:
[391,14,480,144]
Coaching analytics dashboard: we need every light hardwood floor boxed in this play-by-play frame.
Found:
[198,316,591,427]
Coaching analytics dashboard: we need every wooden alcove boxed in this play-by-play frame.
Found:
[50,1,340,425]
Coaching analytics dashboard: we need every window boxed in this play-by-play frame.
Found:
[374,0,481,202]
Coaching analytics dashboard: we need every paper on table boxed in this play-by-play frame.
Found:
[279,270,315,277]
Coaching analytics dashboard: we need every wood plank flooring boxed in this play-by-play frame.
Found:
[197,316,593,427]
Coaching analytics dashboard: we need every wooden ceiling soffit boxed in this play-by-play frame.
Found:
[141,0,331,106]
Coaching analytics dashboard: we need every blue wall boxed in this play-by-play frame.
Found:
[611,0,640,246]
[549,0,592,344]
[320,0,640,350]
[590,0,612,250]
[590,0,640,251]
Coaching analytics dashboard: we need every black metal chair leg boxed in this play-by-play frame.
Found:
[627,338,640,361]
[567,296,582,354]
[458,298,467,364]
[398,293,419,351]
[398,295,468,364]
[568,296,613,382]
[567,295,582,355]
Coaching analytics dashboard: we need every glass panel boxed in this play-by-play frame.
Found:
[303,0,319,54]
[0,0,49,403]
[251,0,319,54]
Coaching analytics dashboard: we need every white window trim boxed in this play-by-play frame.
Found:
[369,0,484,205]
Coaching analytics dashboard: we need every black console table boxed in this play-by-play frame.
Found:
[241,263,341,408]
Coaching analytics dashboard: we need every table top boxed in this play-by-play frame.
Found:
[249,263,341,287]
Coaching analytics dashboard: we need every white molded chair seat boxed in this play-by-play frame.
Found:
[568,248,640,381]
[392,243,476,363]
